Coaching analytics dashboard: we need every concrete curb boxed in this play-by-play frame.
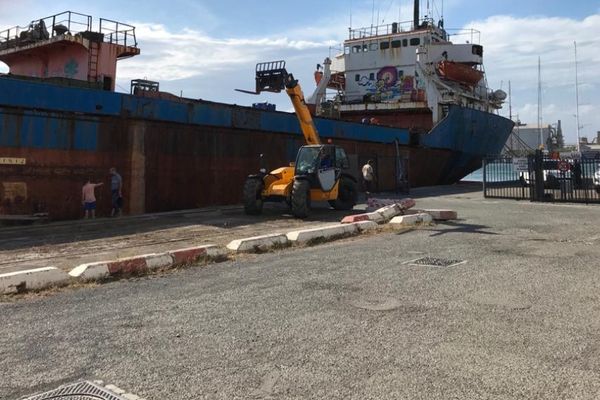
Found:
[69,262,110,280]
[367,197,416,210]
[404,208,458,221]
[0,267,70,294]
[286,223,359,243]
[145,253,175,270]
[69,245,224,282]
[3,214,394,295]
[342,198,416,224]
[341,211,386,224]
[377,203,405,220]
[226,233,289,253]
[421,209,458,221]
[390,213,433,226]
[367,197,398,209]
[353,220,379,232]
[168,245,225,265]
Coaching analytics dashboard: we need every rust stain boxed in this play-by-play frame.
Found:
[1,182,27,202]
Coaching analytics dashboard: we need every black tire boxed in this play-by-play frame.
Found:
[243,178,264,215]
[329,177,358,210]
[291,179,310,218]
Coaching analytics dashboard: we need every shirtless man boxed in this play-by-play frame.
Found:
[82,179,103,219]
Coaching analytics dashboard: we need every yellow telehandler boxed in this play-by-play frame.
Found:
[237,61,358,218]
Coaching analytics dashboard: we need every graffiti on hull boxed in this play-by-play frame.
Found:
[357,66,425,102]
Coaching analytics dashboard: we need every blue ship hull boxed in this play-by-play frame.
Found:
[0,76,513,219]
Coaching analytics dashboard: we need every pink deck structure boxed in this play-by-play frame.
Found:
[0,11,139,91]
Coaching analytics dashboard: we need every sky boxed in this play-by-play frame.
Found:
[0,0,599,144]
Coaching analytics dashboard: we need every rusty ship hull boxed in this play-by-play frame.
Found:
[0,76,513,220]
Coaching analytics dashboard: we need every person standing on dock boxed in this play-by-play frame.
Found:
[362,159,375,195]
[109,167,123,217]
[82,179,103,219]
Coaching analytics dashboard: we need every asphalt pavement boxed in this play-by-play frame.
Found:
[2,185,600,399]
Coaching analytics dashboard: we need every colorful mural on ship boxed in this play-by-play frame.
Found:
[357,66,425,101]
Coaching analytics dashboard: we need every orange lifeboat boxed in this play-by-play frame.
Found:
[437,61,484,86]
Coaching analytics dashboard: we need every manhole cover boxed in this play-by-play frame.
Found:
[22,381,127,400]
[406,257,465,268]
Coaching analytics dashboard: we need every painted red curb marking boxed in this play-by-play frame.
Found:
[341,214,371,223]
[107,257,148,275]
[170,247,208,265]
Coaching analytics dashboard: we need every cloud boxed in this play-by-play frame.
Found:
[116,23,338,82]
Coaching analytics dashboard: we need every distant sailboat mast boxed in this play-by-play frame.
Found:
[575,41,581,154]
[537,56,543,148]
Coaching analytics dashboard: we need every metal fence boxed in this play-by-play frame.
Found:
[483,157,532,200]
[484,151,600,204]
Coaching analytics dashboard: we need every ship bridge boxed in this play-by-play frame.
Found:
[328,16,483,106]
[347,18,449,43]
[0,11,140,91]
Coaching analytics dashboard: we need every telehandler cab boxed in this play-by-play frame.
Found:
[237,61,358,218]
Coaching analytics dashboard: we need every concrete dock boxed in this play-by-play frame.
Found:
[2,183,600,398]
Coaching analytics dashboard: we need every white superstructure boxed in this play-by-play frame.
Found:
[314,12,506,126]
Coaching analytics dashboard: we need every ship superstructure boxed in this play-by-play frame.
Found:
[312,0,507,132]
[0,11,139,91]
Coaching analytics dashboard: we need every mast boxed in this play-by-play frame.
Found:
[509,81,513,151]
[371,0,376,30]
[537,56,543,148]
[414,0,420,29]
[508,80,512,120]
[349,0,353,29]
[575,41,581,154]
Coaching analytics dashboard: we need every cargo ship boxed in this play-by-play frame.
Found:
[0,7,513,221]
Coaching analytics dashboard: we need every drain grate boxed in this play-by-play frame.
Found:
[23,381,127,400]
[406,257,465,268]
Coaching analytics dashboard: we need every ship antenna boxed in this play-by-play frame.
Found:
[371,0,376,32]
[399,0,401,25]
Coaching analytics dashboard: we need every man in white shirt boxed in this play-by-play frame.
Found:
[362,160,375,194]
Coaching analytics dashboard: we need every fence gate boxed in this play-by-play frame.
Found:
[483,150,600,204]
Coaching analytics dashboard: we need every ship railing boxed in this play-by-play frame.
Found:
[99,19,137,48]
[0,25,27,50]
[0,11,92,51]
[0,11,137,52]
[444,28,481,45]
[348,18,437,40]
